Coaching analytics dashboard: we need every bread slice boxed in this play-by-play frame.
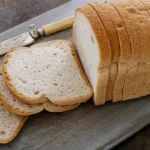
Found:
[106,63,118,101]
[3,40,93,106]
[123,63,137,101]
[132,63,146,99]
[94,67,109,105]
[115,0,141,101]
[120,0,150,100]
[88,2,119,103]
[113,63,127,102]
[102,2,131,102]
[0,102,27,144]
[112,0,141,63]
[89,2,120,62]
[104,1,131,63]
[111,0,143,102]
[0,73,79,115]
[74,4,111,105]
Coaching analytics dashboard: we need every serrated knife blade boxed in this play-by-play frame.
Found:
[0,16,74,55]
[0,32,35,55]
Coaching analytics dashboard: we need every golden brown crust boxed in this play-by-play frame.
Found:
[132,63,147,99]
[94,67,109,106]
[0,116,28,144]
[139,0,150,15]
[113,0,141,63]
[122,63,137,101]
[3,40,93,106]
[104,2,131,63]
[44,102,80,113]
[106,63,118,101]
[3,51,48,104]
[76,4,111,68]
[0,92,44,116]
[89,2,120,63]
[132,0,150,63]
[72,23,76,48]
[113,63,127,102]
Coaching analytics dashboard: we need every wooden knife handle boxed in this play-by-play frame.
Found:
[42,16,74,35]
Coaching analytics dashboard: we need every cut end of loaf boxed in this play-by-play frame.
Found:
[74,11,99,92]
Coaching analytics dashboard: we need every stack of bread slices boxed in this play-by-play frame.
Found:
[74,0,150,105]
[0,40,93,143]
[1,0,150,144]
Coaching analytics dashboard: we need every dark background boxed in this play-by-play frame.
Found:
[0,0,149,149]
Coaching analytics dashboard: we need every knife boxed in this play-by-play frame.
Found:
[0,16,74,55]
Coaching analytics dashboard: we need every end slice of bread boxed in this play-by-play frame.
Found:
[0,103,27,144]
[3,40,93,105]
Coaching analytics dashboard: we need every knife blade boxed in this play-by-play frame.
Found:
[0,32,36,55]
[0,16,74,55]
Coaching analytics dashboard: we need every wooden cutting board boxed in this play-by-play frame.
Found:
[0,0,150,149]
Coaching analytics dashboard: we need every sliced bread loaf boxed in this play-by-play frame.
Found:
[127,0,150,64]
[139,0,150,15]
[3,40,93,106]
[74,4,111,105]
[0,103,27,144]
[113,63,127,102]
[122,0,150,100]
[102,1,131,102]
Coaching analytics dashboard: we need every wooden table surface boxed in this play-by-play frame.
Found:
[0,0,150,149]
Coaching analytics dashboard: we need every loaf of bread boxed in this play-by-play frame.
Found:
[73,0,150,105]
